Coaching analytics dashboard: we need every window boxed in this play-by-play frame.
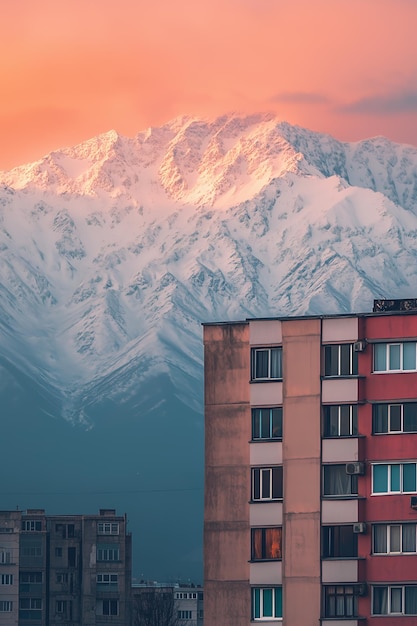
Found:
[374,342,417,372]
[56,601,67,614]
[97,522,119,535]
[373,585,417,615]
[0,601,12,612]
[22,520,42,532]
[0,574,13,585]
[372,463,417,494]
[323,465,358,497]
[68,546,76,567]
[323,585,357,618]
[97,544,120,561]
[252,587,282,620]
[373,403,417,434]
[56,573,68,583]
[323,405,358,437]
[20,573,42,583]
[19,598,42,620]
[97,573,118,588]
[373,523,417,554]
[0,527,13,533]
[178,610,192,619]
[322,525,358,558]
[324,344,358,376]
[252,467,283,501]
[97,599,119,616]
[0,550,11,564]
[251,348,282,381]
[21,545,42,557]
[251,527,282,560]
[252,407,282,440]
[55,547,62,557]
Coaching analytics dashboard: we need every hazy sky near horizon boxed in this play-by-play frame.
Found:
[1,0,417,169]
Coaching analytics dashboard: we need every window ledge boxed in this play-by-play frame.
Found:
[321,618,366,622]
[249,500,283,505]
[250,439,283,444]
[322,496,362,500]
[321,375,365,380]
[249,559,282,563]
[321,557,362,561]
[322,435,364,440]
[250,379,283,384]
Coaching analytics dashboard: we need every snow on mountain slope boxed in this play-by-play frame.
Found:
[1,113,417,423]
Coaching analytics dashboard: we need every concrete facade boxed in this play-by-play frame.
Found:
[203,300,417,625]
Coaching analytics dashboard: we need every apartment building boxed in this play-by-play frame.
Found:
[0,508,131,625]
[131,582,204,625]
[203,299,417,625]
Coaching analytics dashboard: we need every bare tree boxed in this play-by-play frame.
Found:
[132,588,182,626]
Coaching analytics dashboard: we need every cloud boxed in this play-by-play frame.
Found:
[270,92,330,105]
[340,90,417,115]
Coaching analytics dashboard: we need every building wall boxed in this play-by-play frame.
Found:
[0,511,20,626]
[204,322,250,626]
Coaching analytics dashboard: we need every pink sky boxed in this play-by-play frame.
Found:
[1,0,417,169]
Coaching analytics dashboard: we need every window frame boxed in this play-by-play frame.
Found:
[0,574,13,585]
[373,342,417,373]
[97,522,119,535]
[373,402,417,434]
[372,462,417,495]
[323,464,358,498]
[251,347,283,381]
[322,525,358,559]
[21,520,42,532]
[96,544,120,561]
[251,466,283,502]
[323,404,358,437]
[372,584,417,615]
[251,527,282,561]
[323,585,358,618]
[324,344,358,377]
[372,523,417,554]
[252,407,283,441]
[0,601,13,612]
[252,586,282,621]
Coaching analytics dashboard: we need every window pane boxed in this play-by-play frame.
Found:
[255,350,268,378]
[270,349,282,379]
[373,405,388,433]
[373,525,388,553]
[390,525,401,552]
[253,469,260,500]
[403,525,416,553]
[390,464,401,492]
[265,528,282,559]
[272,467,283,499]
[324,465,354,495]
[389,405,402,431]
[390,587,402,613]
[404,404,417,432]
[403,463,416,492]
[374,344,386,371]
[252,409,261,439]
[253,588,260,619]
[389,344,401,370]
[271,408,282,439]
[373,465,388,493]
[263,588,273,617]
[252,529,262,560]
[340,344,351,376]
[260,409,270,438]
[340,405,351,436]
[261,470,270,499]
[325,345,339,376]
[403,342,416,370]
[351,405,358,435]
[373,587,388,614]
[405,586,417,614]
[274,588,282,618]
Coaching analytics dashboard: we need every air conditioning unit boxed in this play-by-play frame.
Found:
[353,522,367,534]
[410,496,417,509]
[346,462,365,475]
[353,340,367,352]
[356,583,368,597]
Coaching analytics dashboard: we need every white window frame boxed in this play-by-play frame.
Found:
[323,404,358,437]
[178,610,192,619]
[372,462,417,495]
[372,585,417,615]
[22,520,42,532]
[96,546,120,561]
[251,347,283,381]
[96,573,118,586]
[324,343,358,377]
[0,550,11,564]
[97,522,119,535]
[373,523,417,555]
[374,342,417,373]
[252,467,283,502]
[373,402,417,434]
[252,586,283,621]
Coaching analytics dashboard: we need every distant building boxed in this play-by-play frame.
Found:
[0,508,131,625]
[203,299,417,625]
[132,581,204,625]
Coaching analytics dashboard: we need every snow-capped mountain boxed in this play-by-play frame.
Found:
[1,112,417,580]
